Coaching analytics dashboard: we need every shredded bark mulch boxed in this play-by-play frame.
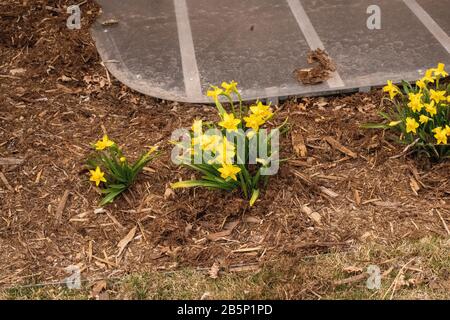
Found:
[1,0,449,287]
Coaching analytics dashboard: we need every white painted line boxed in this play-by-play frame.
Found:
[403,0,450,54]
[286,0,345,88]
[173,0,203,100]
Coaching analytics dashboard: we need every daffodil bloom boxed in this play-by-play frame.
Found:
[250,101,273,120]
[95,135,114,150]
[430,89,446,103]
[447,96,450,103]
[192,119,203,133]
[419,115,430,124]
[433,127,448,144]
[89,166,107,186]
[244,113,265,132]
[210,137,235,164]
[120,156,126,162]
[425,101,437,116]
[405,117,419,134]
[221,81,238,95]
[246,130,256,139]
[422,69,434,83]
[445,125,450,136]
[432,63,448,78]
[218,113,241,131]
[193,134,221,151]
[388,120,401,127]
[218,163,241,181]
[415,79,426,90]
[383,80,400,99]
[206,86,224,101]
[407,92,423,112]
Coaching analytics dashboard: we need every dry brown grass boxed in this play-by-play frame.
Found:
[3,237,449,300]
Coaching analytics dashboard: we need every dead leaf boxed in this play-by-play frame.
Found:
[58,75,73,82]
[117,226,137,257]
[209,262,220,279]
[90,280,107,299]
[207,220,239,241]
[245,216,262,224]
[314,98,328,108]
[164,187,175,200]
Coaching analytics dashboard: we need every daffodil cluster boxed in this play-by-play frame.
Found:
[171,81,286,206]
[371,63,450,159]
[87,135,158,206]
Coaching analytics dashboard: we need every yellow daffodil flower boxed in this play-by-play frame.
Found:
[445,125,450,136]
[419,115,430,124]
[447,96,450,103]
[210,137,235,164]
[422,69,434,83]
[433,127,448,144]
[221,81,238,95]
[388,120,401,127]
[407,92,423,112]
[218,113,241,131]
[119,156,126,162]
[415,79,426,90]
[425,101,437,116]
[95,135,114,150]
[432,63,448,78]
[89,166,107,186]
[207,86,224,101]
[192,119,203,133]
[430,89,446,103]
[244,113,265,132]
[246,130,256,139]
[250,101,273,120]
[218,163,241,181]
[383,80,400,99]
[405,117,419,134]
[193,134,221,151]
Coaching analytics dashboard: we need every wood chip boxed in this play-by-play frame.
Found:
[435,209,450,236]
[353,189,361,206]
[301,205,322,224]
[409,177,420,196]
[229,264,260,273]
[232,247,262,253]
[0,157,24,166]
[319,186,339,198]
[324,136,357,158]
[0,172,14,192]
[55,190,70,223]
[117,226,137,257]
[291,130,307,157]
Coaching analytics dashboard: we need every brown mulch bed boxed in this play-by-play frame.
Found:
[0,0,449,287]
